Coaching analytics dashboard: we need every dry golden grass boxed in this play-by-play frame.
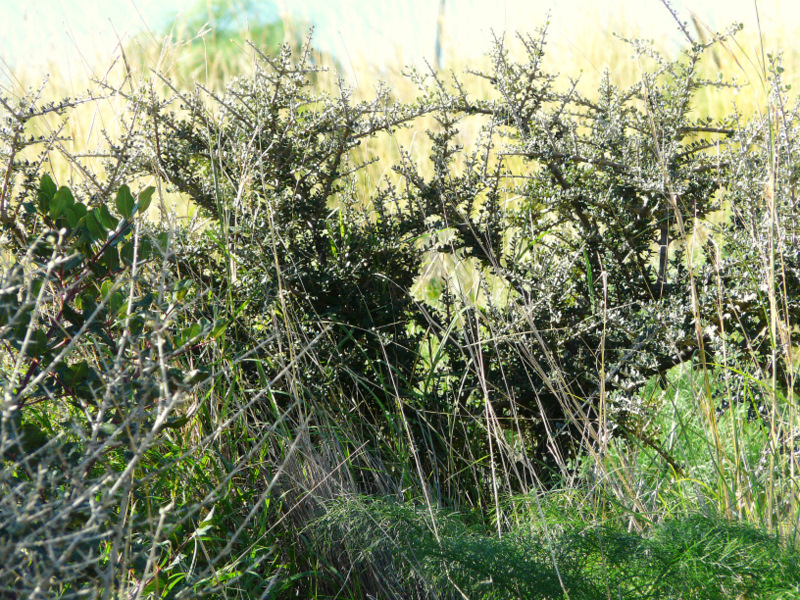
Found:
[3,3,799,223]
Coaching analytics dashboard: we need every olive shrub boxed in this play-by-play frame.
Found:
[126,25,799,484]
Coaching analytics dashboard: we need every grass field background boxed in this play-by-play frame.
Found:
[5,0,800,215]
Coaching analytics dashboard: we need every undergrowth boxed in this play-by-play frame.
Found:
[315,496,800,599]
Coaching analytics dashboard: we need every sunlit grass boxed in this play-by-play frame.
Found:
[6,2,800,210]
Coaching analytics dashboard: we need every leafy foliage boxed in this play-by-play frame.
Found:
[118,17,800,495]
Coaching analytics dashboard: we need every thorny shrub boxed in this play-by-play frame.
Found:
[122,27,799,480]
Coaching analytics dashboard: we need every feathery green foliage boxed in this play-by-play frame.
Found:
[315,496,800,599]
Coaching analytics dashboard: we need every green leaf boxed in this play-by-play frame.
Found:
[64,361,91,389]
[98,204,119,230]
[40,173,57,198]
[211,319,228,339]
[60,441,85,466]
[76,293,98,313]
[137,186,155,215]
[195,506,216,537]
[155,232,170,254]
[158,416,190,431]
[38,174,57,212]
[89,256,110,279]
[26,328,49,357]
[99,247,121,274]
[61,207,78,228]
[99,422,118,437]
[138,237,152,261]
[173,279,193,302]
[181,323,204,344]
[128,315,145,336]
[120,240,135,265]
[142,575,170,597]
[100,280,114,300]
[62,304,84,327]
[20,423,49,452]
[115,185,135,220]
[85,211,107,241]
[183,368,210,385]
[108,291,124,315]
[51,186,75,219]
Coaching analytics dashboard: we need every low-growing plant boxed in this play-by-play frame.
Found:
[314,495,800,599]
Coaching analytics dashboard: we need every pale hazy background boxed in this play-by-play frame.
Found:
[1,0,798,83]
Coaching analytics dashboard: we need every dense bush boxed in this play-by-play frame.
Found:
[0,94,279,598]
[122,23,799,480]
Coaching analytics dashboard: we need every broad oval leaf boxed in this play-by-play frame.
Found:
[51,186,75,219]
[37,174,57,212]
[85,211,107,241]
[115,185,135,220]
[97,204,119,230]
[137,186,155,215]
